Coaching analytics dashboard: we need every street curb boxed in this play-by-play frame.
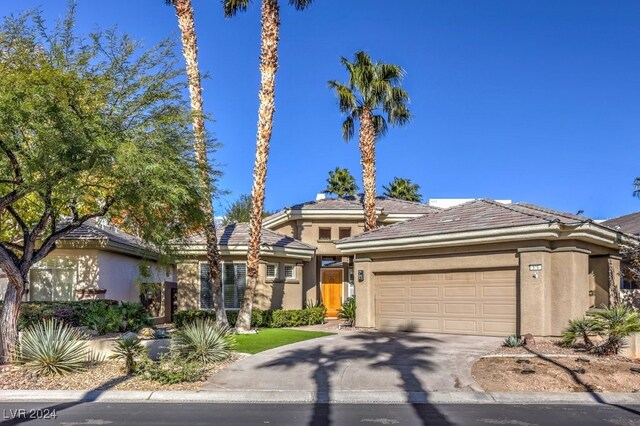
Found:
[1,390,640,404]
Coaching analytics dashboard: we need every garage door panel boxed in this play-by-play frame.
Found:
[410,303,440,314]
[482,285,516,298]
[444,303,477,315]
[443,286,477,298]
[410,287,438,298]
[377,286,407,298]
[376,268,516,337]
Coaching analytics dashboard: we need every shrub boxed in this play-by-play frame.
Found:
[18,319,88,376]
[503,335,523,348]
[591,306,640,355]
[173,307,326,329]
[337,297,356,324]
[138,353,205,384]
[83,303,121,335]
[171,319,235,364]
[562,317,598,348]
[109,335,147,375]
[115,302,152,332]
[15,300,118,331]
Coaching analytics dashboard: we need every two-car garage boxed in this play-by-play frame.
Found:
[375,269,517,337]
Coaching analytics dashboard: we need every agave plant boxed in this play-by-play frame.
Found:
[503,335,523,348]
[171,319,234,364]
[109,335,147,375]
[18,319,88,376]
[562,317,599,348]
[337,296,356,323]
[591,306,640,355]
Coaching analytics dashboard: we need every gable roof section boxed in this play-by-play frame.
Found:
[336,199,624,252]
[263,195,439,228]
[57,220,153,258]
[601,211,640,237]
[178,223,315,260]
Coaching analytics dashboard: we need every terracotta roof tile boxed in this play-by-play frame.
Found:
[601,211,640,236]
[184,223,315,251]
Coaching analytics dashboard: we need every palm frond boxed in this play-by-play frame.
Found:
[328,80,356,114]
[371,114,388,137]
[224,0,251,17]
[342,116,355,142]
[377,63,405,84]
[288,0,314,10]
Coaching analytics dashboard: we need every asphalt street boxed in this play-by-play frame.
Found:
[0,402,639,426]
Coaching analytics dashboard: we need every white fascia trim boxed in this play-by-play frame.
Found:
[263,209,384,229]
[382,213,429,223]
[336,223,624,254]
[176,244,314,261]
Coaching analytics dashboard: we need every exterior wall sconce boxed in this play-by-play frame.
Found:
[358,270,364,282]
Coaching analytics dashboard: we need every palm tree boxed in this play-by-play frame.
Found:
[383,177,422,202]
[167,0,228,327]
[329,52,412,231]
[224,0,314,332]
[324,167,359,199]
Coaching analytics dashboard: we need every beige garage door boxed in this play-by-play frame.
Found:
[375,269,517,336]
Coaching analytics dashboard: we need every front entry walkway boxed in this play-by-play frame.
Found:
[204,332,501,392]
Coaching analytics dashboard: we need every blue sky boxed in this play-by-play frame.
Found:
[3,1,640,219]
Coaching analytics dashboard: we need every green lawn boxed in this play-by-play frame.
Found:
[233,329,334,354]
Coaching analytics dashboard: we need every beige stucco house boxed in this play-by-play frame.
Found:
[0,220,173,303]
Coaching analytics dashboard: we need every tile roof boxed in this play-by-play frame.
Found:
[184,223,315,251]
[340,199,593,244]
[59,220,148,251]
[601,212,640,236]
[265,195,438,221]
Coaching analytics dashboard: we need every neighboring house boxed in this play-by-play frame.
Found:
[602,211,640,291]
[335,199,629,337]
[0,220,173,303]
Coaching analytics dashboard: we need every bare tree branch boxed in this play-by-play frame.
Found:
[0,139,23,184]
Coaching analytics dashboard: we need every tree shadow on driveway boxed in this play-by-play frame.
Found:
[258,332,452,425]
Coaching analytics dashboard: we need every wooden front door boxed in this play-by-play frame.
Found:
[321,269,343,317]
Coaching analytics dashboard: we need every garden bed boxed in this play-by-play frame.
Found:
[472,338,640,393]
[0,356,244,392]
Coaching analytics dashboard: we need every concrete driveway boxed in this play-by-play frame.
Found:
[203,332,501,392]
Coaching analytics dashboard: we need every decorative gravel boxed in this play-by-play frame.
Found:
[0,354,245,391]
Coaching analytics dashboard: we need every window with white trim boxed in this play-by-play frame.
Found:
[266,263,278,279]
[29,258,78,301]
[200,262,247,309]
[284,264,295,279]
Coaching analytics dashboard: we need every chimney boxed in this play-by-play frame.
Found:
[315,193,326,201]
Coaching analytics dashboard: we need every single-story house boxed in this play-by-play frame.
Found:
[0,220,174,303]
[335,199,629,336]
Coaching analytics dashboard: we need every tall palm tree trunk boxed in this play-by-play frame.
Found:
[172,0,227,327]
[359,107,377,231]
[236,0,280,332]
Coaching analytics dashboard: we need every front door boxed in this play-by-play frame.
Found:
[321,269,343,317]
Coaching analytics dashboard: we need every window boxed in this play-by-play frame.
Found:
[318,227,332,241]
[621,275,640,290]
[321,256,340,267]
[266,263,278,279]
[200,262,247,309]
[284,264,295,279]
[339,227,351,239]
[30,258,78,301]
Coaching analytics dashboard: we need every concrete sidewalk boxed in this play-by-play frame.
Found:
[1,389,640,405]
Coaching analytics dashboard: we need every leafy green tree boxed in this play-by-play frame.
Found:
[329,52,412,231]
[324,168,359,199]
[0,8,205,362]
[382,177,423,202]
[224,0,315,333]
[222,194,273,225]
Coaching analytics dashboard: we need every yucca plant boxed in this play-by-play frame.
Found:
[562,317,599,348]
[337,296,356,324]
[591,306,640,355]
[109,335,147,375]
[503,335,523,347]
[171,319,234,364]
[18,319,88,376]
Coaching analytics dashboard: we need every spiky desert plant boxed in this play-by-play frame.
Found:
[591,306,640,355]
[109,335,147,375]
[337,296,356,324]
[171,319,235,364]
[18,319,88,376]
[562,317,599,348]
[503,335,523,348]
